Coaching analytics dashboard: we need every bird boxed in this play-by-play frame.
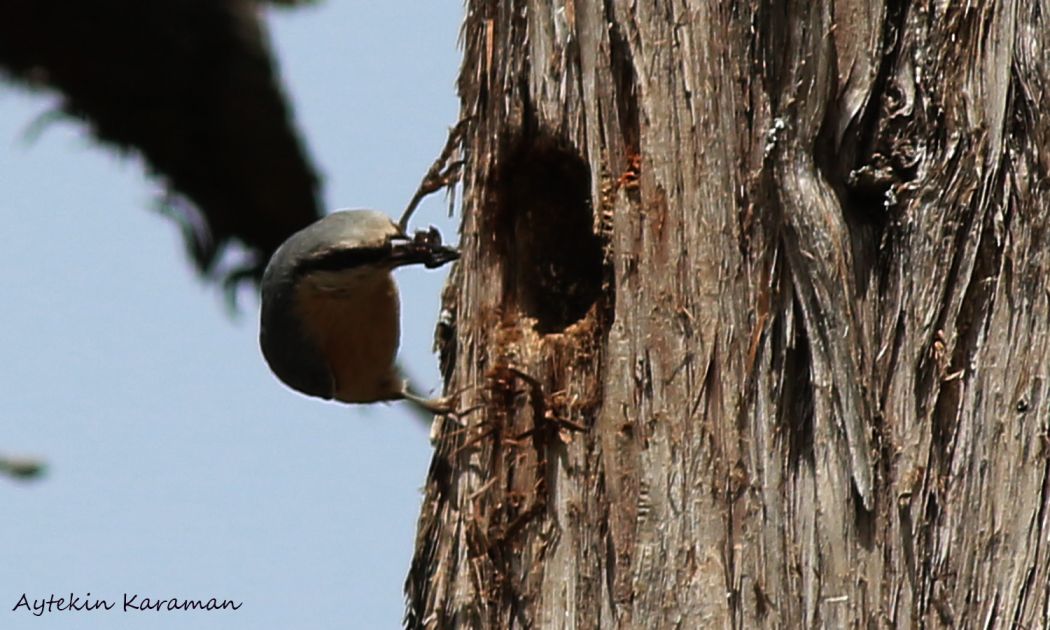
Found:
[259,209,458,412]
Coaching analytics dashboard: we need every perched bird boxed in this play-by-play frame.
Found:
[259,209,458,412]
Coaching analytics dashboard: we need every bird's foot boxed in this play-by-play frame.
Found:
[399,382,485,443]
[401,388,455,415]
[388,228,459,269]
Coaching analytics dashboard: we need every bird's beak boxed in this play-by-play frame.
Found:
[389,227,460,269]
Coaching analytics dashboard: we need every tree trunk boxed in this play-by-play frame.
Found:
[407,1,1050,627]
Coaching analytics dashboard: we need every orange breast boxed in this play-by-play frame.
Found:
[294,272,402,403]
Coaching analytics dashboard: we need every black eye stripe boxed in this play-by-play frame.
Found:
[290,236,459,278]
[294,245,392,275]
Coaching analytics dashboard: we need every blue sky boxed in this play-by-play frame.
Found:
[1,3,462,628]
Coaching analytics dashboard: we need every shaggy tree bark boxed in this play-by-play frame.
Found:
[408,1,1050,627]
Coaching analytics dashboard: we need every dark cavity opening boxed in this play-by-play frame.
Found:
[493,139,602,334]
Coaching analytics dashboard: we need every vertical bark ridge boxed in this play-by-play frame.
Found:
[408,1,1050,627]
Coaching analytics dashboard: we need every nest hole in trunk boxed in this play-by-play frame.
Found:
[491,138,603,334]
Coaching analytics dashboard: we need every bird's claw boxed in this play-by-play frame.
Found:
[389,227,459,269]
